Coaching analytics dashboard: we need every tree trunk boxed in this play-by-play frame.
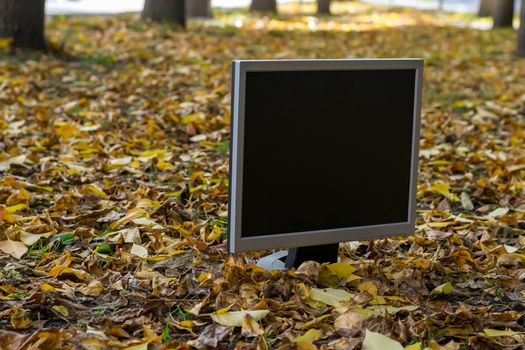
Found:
[318,0,331,14]
[142,0,186,27]
[478,0,495,16]
[0,0,46,50]
[250,0,277,13]
[187,0,212,18]
[492,0,515,28]
[518,0,525,56]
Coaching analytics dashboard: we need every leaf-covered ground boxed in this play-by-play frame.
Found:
[0,3,524,349]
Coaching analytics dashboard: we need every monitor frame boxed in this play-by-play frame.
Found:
[229,59,423,253]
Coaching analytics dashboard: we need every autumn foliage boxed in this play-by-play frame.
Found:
[0,3,524,349]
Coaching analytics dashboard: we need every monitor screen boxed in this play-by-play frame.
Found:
[229,60,422,252]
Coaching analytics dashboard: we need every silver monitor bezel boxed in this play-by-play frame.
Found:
[229,59,423,253]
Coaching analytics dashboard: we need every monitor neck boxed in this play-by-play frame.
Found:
[285,243,339,269]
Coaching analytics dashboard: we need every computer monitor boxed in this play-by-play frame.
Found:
[228,59,423,268]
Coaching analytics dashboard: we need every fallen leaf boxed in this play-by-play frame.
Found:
[483,328,524,337]
[48,266,90,280]
[405,342,422,350]
[308,287,354,306]
[430,282,453,296]
[241,314,265,337]
[293,328,323,349]
[0,240,28,259]
[334,310,366,332]
[211,310,270,327]
[362,329,403,350]
[130,243,149,258]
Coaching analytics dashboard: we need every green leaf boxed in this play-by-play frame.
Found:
[96,244,113,255]
[51,232,75,245]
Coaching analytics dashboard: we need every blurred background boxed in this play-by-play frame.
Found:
[45,0,518,15]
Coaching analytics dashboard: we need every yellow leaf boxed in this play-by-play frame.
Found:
[308,288,353,306]
[6,188,30,206]
[483,328,524,337]
[48,266,90,280]
[40,283,58,292]
[138,149,169,161]
[0,239,28,259]
[296,314,332,330]
[10,307,31,329]
[52,305,69,316]
[211,310,270,327]
[0,37,13,49]
[5,203,27,214]
[358,281,378,296]
[428,183,459,201]
[156,161,175,171]
[430,282,453,296]
[0,205,17,224]
[293,329,323,344]
[326,262,357,279]
[206,226,222,241]
[362,329,403,350]
[84,185,107,197]
[405,342,422,350]
[319,262,357,285]
[179,320,194,328]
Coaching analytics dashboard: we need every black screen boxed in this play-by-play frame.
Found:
[240,69,415,238]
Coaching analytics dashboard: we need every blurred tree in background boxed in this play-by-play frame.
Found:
[250,0,278,13]
[492,0,514,27]
[0,0,46,50]
[187,0,212,18]
[318,0,332,14]
[142,0,186,27]
[478,0,494,16]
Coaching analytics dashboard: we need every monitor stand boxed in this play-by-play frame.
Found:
[257,243,339,270]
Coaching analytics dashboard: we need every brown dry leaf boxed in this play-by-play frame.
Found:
[0,330,26,350]
[78,279,105,296]
[334,311,366,334]
[241,314,265,337]
[191,324,231,348]
[48,266,90,280]
[10,307,31,329]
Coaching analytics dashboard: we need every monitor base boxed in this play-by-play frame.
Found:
[256,244,339,271]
